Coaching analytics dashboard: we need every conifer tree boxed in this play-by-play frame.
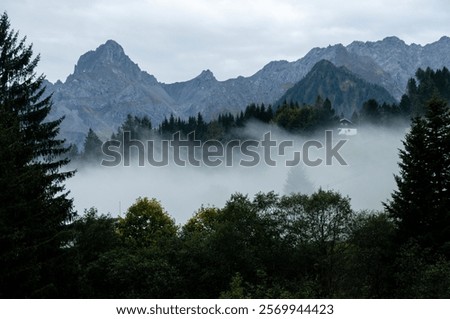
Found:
[81,128,103,163]
[0,12,75,297]
[385,98,450,255]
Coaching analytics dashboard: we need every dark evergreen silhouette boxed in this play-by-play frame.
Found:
[81,128,103,163]
[406,67,450,115]
[385,98,450,255]
[0,12,75,297]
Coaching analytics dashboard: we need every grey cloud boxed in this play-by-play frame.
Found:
[3,0,450,83]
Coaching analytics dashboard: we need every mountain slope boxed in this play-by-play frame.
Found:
[166,43,402,120]
[166,37,450,119]
[44,36,450,147]
[347,36,450,96]
[46,40,177,146]
[277,60,397,116]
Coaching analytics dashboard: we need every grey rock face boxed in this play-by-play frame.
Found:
[46,37,450,147]
[277,60,397,116]
[46,40,177,147]
[347,36,450,97]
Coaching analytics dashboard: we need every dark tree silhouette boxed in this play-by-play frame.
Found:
[0,12,75,297]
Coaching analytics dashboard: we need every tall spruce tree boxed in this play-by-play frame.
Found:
[385,98,450,255]
[0,12,75,297]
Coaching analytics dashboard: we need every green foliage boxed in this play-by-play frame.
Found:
[276,189,354,297]
[14,188,446,298]
[81,246,181,298]
[182,206,219,235]
[157,103,274,140]
[178,207,222,297]
[0,12,74,297]
[115,114,153,140]
[274,99,338,134]
[72,208,120,264]
[342,67,450,125]
[345,212,396,297]
[75,199,181,298]
[393,242,450,298]
[219,270,294,299]
[69,208,120,297]
[219,273,248,299]
[408,67,450,115]
[384,97,450,298]
[117,197,177,248]
[177,190,359,298]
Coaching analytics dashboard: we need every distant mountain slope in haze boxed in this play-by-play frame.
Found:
[277,60,397,116]
[46,40,177,146]
[163,42,402,120]
[162,69,237,118]
[44,36,450,147]
[298,43,402,98]
[347,36,450,97]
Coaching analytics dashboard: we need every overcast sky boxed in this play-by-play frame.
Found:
[3,0,450,83]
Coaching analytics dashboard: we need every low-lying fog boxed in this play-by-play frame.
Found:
[66,123,406,224]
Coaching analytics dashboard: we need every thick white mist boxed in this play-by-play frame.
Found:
[66,123,407,224]
[67,164,289,223]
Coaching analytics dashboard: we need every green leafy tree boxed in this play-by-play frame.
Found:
[0,12,75,297]
[278,189,354,297]
[345,212,396,297]
[84,198,181,298]
[393,241,450,298]
[117,197,177,248]
[82,245,181,298]
[179,206,221,297]
[180,194,288,298]
[69,208,120,297]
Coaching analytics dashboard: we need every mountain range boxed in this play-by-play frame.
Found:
[276,59,397,115]
[44,36,450,147]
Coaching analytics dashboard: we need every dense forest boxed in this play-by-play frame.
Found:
[1,12,450,298]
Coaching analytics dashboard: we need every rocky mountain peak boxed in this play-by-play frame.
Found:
[261,60,289,71]
[381,36,405,45]
[46,36,450,147]
[328,43,346,51]
[73,40,140,77]
[311,59,335,71]
[103,39,125,51]
[196,69,217,81]
[96,40,127,63]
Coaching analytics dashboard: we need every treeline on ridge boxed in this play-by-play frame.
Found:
[77,66,450,162]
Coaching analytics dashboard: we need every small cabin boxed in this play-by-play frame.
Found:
[337,118,357,136]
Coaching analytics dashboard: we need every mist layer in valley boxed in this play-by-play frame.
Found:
[66,123,406,224]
